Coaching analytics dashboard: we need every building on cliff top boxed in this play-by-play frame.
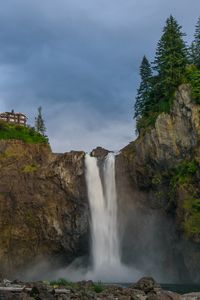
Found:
[0,110,28,126]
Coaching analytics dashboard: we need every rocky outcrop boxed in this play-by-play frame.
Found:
[0,140,89,278]
[116,84,200,283]
[90,147,110,159]
[119,84,200,174]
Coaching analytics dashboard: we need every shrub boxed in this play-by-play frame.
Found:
[136,94,175,134]
[0,120,8,130]
[136,111,159,133]
[171,159,198,188]
[192,199,200,211]
[29,127,36,136]
[15,125,23,131]
[23,164,38,173]
[184,214,200,235]
[184,198,200,236]
[49,278,72,287]
[152,174,162,185]
[0,122,48,144]
[92,282,105,293]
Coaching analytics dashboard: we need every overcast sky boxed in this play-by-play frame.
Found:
[0,0,199,152]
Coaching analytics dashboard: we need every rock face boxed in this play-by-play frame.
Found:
[0,140,89,278]
[90,147,110,159]
[129,84,200,167]
[116,84,200,283]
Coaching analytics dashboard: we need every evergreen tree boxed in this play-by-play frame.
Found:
[188,41,197,65]
[153,15,188,102]
[35,106,46,136]
[190,17,200,67]
[134,56,152,119]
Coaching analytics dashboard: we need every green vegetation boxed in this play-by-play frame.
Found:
[23,163,38,173]
[133,15,200,238]
[25,213,39,227]
[167,159,200,237]
[152,174,162,185]
[184,197,200,213]
[0,148,26,160]
[184,197,200,236]
[150,160,199,212]
[49,278,74,288]
[189,17,200,67]
[170,160,198,188]
[35,106,46,136]
[134,15,200,133]
[136,111,160,133]
[134,56,153,119]
[0,121,48,144]
[48,278,105,294]
[92,282,105,293]
[186,65,200,103]
[153,16,188,102]
[184,212,200,236]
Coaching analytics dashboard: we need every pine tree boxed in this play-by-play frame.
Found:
[188,41,197,65]
[190,17,200,67]
[35,106,46,136]
[134,56,152,119]
[153,15,188,102]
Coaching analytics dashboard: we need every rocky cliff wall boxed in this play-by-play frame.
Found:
[0,140,89,278]
[116,84,200,283]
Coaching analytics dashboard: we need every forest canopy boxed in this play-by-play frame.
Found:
[134,15,200,133]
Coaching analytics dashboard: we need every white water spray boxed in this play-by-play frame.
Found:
[85,153,128,281]
[52,152,142,282]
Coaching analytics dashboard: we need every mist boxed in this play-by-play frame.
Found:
[21,152,191,284]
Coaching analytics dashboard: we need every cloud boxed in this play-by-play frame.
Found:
[47,101,135,152]
[0,0,199,152]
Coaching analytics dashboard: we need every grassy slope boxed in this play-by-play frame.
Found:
[0,120,48,144]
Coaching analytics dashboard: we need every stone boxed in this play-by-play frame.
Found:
[150,291,182,300]
[90,147,110,158]
[132,277,161,294]
[29,284,54,299]
[182,292,200,300]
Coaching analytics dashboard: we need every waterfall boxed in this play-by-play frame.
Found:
[103,153,120,266]
[85,152,122,280]
[55,152,142,282]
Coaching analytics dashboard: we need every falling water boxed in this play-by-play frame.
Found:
[53,153,142,282]
[85,153,122,280]
[103,153,120,265]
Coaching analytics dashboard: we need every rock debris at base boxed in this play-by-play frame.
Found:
[0,277,199,300]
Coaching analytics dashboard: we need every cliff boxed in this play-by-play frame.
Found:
[0,84,200,282]
[116,84,200,283]
[0,140,89,278]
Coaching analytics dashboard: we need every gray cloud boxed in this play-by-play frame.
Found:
[47,101,134,152]
[0,0,199,151]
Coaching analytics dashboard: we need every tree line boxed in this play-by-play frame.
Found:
[134,15,200,132]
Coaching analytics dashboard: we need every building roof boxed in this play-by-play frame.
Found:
[0,112,28,119]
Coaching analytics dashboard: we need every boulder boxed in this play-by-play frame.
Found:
[90,147,110,158]
[132,277,161,294]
